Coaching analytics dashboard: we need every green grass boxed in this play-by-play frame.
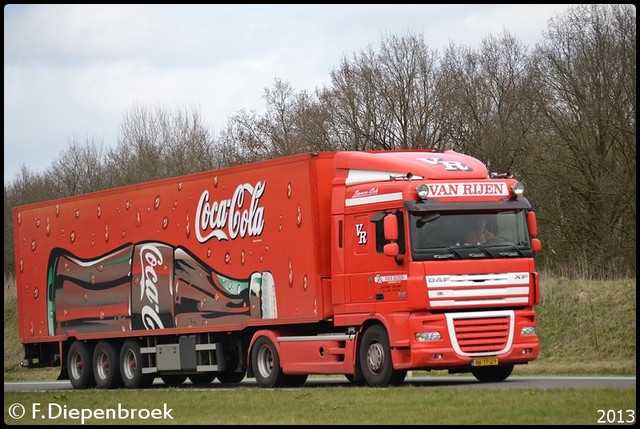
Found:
[4,388,637,425]
[4,273,636,378]
[3,273,636,425]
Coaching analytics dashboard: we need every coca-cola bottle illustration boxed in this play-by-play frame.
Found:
[46,241,277,336]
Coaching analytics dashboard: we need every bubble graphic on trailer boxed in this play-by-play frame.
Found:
[46,241,277,336]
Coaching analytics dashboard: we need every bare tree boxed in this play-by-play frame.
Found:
[529,4,636,276]
[217,78,332,166]
[439,31,537,174]
[47,137,108,198]
[158,106,216,177]
[105,103,215,187]
[320,32,443,151]
[4,166,56,274]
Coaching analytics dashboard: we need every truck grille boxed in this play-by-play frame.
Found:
[446,310,514,356]
[426,272,530,309]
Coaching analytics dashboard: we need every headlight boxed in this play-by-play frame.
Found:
[415,331,442,342]
[521,326,536,336]
[416,184,429,199]
[511,182,524,196]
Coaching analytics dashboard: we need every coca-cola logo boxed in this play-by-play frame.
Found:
[139,244,165,330]
[195,181,266,243]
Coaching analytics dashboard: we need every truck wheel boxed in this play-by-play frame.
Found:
[93,341,123,389]
[189,373,217,385]
[120,339,154,389]
[161,374,187,386]
[67,341,96,389]
[282,374,308,387]
[471,364,514,382]
[216,369,246,384]
[358,325,401,387]
[250,336,284,388]
[346,351,366,385]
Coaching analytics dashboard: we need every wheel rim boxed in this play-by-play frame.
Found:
[257,345,274,379]
[96,350,110,381]
[70,352,83,380]
[122,349,136,380]
[366,342,384,373]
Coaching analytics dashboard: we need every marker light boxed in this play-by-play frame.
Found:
[415,331,442,342]
[511,182,524,196]
[521,326,536,336]
[416,184,430,199]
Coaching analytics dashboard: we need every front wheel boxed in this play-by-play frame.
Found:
[471,364,514,382]
[250,336,284,388]
[358,325,404,387]
[282,374,308,387]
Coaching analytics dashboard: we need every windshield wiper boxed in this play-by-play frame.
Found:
[446,246,488,259]
[478,243,525,257]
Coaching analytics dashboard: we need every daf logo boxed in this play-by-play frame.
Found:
[428,276,449,283]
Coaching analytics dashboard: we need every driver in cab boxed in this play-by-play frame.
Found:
[465,217,494,244]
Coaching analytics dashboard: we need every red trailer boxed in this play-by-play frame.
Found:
[13,150,542,389]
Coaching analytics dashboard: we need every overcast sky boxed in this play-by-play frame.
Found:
[4,4,574,184]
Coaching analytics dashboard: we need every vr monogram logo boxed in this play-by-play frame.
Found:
[355,224,367,244]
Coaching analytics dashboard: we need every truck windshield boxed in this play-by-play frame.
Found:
[409,210,533,260]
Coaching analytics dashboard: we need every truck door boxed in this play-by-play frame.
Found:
[370,211,409,312]
[344,214,376,313]
[344,212,407,313]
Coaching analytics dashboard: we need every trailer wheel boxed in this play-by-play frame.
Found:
[250,336,284,388]
[358,325,402,387]
[120,339,154,389]
[216,369,246,384]
[93,341,123,389]
[471,364,514,382]
[189,373,217,385]
[161,374,187,386]
[67,341,96,389]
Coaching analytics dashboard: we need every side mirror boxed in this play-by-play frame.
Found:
[531,238,542,253]
[383,214,398,241]
[527,211,538,237]
[384,242,400,257]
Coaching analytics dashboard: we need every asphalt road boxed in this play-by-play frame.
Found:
[4,375,636,392]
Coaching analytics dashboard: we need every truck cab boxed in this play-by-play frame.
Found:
[329,150,541,385]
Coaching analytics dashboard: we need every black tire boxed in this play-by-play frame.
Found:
[93,341,123,389]
[216,348,246,384]
[358,325,403,387]
[345,351,366,386]
[216,369,246,384]
[389,369,408,385]
[189,373,217,385]
[120,339,154,389]
[161,374,187,386]
[471,364,514,382]
[250,336,285,388]
[67,341,96,389]
[282,374,308,387]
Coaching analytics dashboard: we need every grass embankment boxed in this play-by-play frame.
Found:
[5,388,637,425]
[4,273,636,378]
[3,274,636,425]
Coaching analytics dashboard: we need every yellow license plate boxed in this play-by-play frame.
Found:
[471,357,499,367]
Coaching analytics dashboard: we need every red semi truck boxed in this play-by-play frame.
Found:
[13,150,542,389]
